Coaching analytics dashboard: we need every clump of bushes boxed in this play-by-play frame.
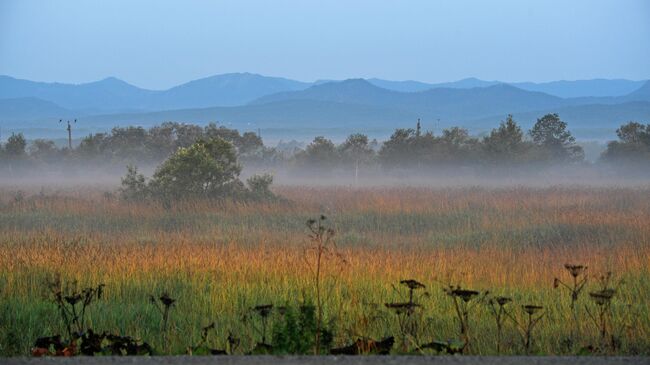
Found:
[119,137,276,203]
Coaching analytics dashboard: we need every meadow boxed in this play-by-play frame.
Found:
[0,185,648,356]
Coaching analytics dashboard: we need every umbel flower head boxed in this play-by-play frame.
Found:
[494,296,512,307]
[522,305,544,315]
[400,279,426,290]
[589,289,616,306]
[253,304,274,318]
[449,289,480,303]
[384,302,420,314]
[159,293,176,307]
[564,264,587,278]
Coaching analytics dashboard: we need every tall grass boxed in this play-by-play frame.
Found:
[0,186,648,355]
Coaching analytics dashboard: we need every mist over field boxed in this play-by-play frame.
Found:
[1,0,649,360]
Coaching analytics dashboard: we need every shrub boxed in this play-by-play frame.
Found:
[119,138,276,203]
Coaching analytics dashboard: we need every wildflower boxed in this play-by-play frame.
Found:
[564,264,587,278]
[495,296,512,307]
[589,289,616,306]
[400,279,426,290]
[450,289,480,303]
[253,304,273,318]
[159,293,175,307]
[522,305,543,315]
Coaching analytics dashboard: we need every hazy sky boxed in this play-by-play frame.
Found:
[1,0,648,89]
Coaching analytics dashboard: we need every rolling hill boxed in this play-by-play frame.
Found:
[0,97,73,120]
[1,74,649,142]
[251,79,567,119]
[0,73,312,113]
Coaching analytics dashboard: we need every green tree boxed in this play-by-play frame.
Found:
[339,133,375,179]
[246,173,275,200]
[173,123,204,148]
[239,132,264,155]
[297,136,338,169]
[339,133,374,161]
[5,133,27,158]
[601,121,650,164]
[529,113,583,162]
[483,115,530,163]
[148,138,243,200]
[29,139,61,164]
[614,121,650,145]
[146,123,177,160]
[119,165,149,201]
[378,128,417,167]
[108,126,149,161]
[77,133,109,159]
[439,127,478,163]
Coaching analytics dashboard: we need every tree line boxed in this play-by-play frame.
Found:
[0,115,649,172]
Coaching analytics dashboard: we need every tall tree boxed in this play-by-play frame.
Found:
[5,133,27,157]
[483,115,529,163]
[298,136,338,169]
[601,121,650,164]
[529,113,583,162]
[29,139,61,163]
[339,133,375,181]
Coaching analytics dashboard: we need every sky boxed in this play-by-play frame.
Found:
[0,0,649,90]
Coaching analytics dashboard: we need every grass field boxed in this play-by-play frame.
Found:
[0,185,649,356]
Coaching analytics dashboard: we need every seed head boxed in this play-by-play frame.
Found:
[159,293,175,307]
[564,264,587,278]
[385,302,420,314]
[253,304,273,318]
[522,305,543,315]
[400,279,426,290]
[64,294,81,306]
[589,289,616,306]
[449,289,480,302]
[495,296,512,306]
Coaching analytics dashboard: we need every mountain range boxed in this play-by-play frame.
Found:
[0,73,649,142]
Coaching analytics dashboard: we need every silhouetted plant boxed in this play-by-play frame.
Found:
[303,215,345,354]
[443,285,486,353]
[188,322,227,355]
[149,292,175,352]
[420,339,466,355]
[104,334,153,356]
[487,295,512,354]
[45,276,105,339]
[508,304,544,354]
[554,263,588,346]
[385,279,427,351]
[35,281,151,357]
[250,304,274,351]
[585,271,627,352]
[330,336,394,355]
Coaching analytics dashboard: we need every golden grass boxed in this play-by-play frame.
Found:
[0,185,649,354]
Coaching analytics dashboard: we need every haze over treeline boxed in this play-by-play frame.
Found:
[1,114,649,185]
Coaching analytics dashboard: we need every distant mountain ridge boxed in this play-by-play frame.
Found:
[1,73,648,142]
[0,97,73,120]
[252,79,573,119]
[0,73,312,114]
[1,73,647,114]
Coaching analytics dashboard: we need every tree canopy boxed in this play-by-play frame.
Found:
[120,137,275,203]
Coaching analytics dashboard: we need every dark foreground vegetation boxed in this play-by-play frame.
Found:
[1,114,649,177]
